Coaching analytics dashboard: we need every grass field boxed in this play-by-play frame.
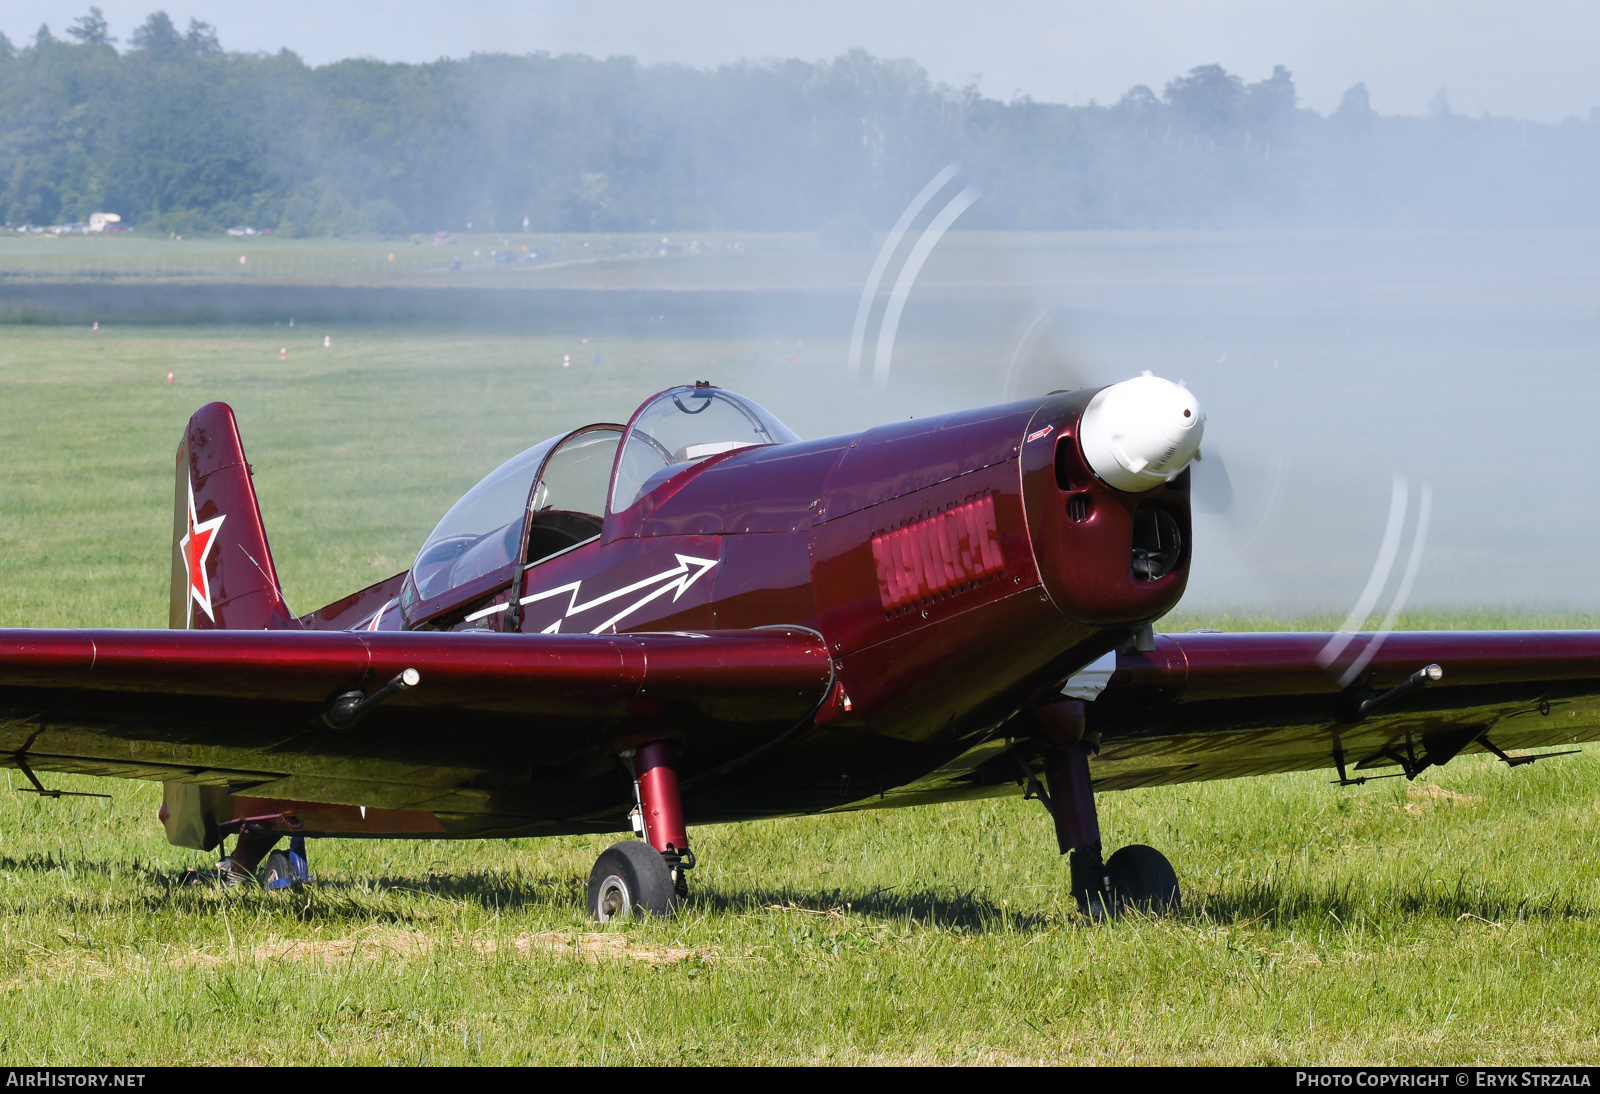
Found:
[2,322,1599,1064]
[0,231,828,291]
[6,230,1596,317]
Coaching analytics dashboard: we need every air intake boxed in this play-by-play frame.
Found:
[1131,506,1182,581]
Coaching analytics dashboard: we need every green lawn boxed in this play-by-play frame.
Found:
[0,230,865,291]
[0,323,1597,1064]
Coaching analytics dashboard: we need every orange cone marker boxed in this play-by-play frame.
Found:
[166,370,174,384]
[280,347,287,359]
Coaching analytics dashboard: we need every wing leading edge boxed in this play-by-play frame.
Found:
[1086,630,1600,791]
[849,630,1600,810]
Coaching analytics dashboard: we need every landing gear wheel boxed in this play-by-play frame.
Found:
[587,841,678,922]
[1106,844,1181,915]
[262,849,307,890]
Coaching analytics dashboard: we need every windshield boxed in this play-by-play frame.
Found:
[407,436,560,604]
[611,387,800,511]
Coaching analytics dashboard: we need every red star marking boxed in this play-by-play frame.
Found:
[179,476,226,624]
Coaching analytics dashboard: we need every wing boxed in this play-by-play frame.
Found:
[858,630,1600,808]
[0,627,832,835]
[1085,631,1600,790]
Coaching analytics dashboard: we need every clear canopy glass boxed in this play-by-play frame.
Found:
[407,388,797,608]
[530,429,619,518]
[610,387,800,511]
[408,436,560,603]
[524,428,620,565]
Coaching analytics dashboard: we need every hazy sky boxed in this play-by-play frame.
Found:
[3,0,1597,122]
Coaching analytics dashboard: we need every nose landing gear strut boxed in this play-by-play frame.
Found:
[1028,702,1181,919]
[1041,741,1115,919]
[587,740,693,921]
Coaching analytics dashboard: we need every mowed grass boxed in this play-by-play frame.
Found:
[1,323,1599,1064]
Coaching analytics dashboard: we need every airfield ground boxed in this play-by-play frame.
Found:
[2,292,1599,1062]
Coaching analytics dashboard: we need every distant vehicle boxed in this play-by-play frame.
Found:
[227,226,260,237]
[88,213,121,233]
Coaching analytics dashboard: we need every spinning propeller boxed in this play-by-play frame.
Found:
[849,165,1432,631]
[998,305,1430,634]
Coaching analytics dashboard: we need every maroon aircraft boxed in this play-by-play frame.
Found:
[2,378,1598,920]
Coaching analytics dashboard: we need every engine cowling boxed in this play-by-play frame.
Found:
[1020,381,1200,625]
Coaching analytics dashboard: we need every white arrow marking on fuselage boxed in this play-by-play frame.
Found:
[519,554,718,635]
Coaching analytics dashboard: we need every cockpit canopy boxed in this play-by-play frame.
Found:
[407,427,621,607]
[611,385,799,512]
[402,385,797,620]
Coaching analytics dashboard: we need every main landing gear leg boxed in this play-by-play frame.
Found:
[1042,741,1183,918]
[634,740,695,900]
[218,829,279,886]
[586,740,693,921]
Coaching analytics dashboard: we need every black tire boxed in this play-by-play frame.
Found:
[1106,844,1181,915]
[587,840,678,921]
[262,850,297,890]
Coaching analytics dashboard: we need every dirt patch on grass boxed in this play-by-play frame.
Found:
[178,928,710,968]
[0,927,713,989]
[247,929,431,963]
[505,931,706,965]
[1403,783,1484,815]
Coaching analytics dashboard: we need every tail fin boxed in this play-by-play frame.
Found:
[169,402,297,630]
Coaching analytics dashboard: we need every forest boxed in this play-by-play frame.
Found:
[0,8,1595,235]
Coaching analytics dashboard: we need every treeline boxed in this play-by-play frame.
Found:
[1,9,1597,234]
